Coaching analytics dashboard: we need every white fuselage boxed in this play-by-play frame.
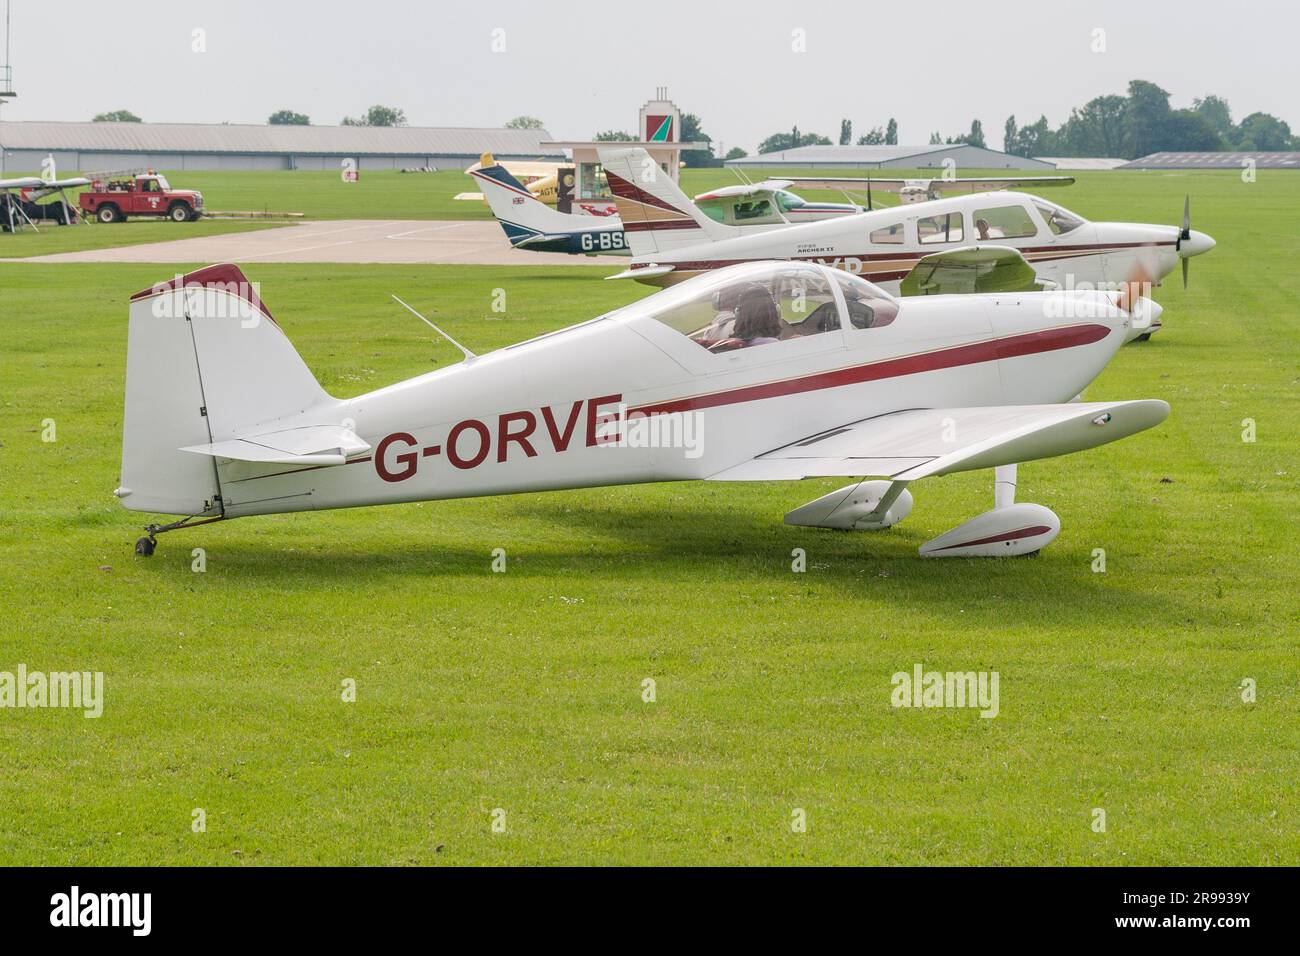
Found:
[633,191,1185,294]
[207,277,1135,520]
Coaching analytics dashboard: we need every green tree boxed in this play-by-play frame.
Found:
[885,118,898,145]
[268,110,310,126]
[929,131,943,145]
[92,110,141,123]
[1011,116,1056,157]
[680,112,717,167]
[504,115,545,130]
[1163,110,1225,151]
[1192,95,1234,141]
[724,147,747,160]
[1004,115,1018,153]
[1234,112,1293,150]
[593,130,634,141]
[757,128,832,154]
[856,127,885,145]
[1122,80,1172,158]
[1056,95,1126,157]
[342,105,407,127]
[839,119,852,145]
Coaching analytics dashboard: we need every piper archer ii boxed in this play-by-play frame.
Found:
[598,147,1216,341]
[117,260,1168,560]
[468,161,1011,258]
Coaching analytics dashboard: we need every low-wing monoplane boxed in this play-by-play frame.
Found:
[599,148,1215,340]
[117,260,1167,560]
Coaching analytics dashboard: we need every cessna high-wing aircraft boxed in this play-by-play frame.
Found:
[118,260,1167,560]
[598,147,1215,339]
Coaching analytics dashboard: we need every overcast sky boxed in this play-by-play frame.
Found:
[2,0,1296,153]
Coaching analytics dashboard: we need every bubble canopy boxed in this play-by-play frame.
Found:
[618,262,898,354]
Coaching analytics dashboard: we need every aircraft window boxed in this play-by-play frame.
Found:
[869,221,905,245]
[1034,201,1084,235]
[699,202,726,223]
[832,272,899,330]
[578,163,611,200]
[733,199,774,221]
[642,264,842,353]
[775,190,806,212]
[918,212,963,244]
[973,205,1037,240]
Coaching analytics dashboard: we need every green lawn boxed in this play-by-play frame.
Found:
[0,219,286,260]
[0,169,1296,865]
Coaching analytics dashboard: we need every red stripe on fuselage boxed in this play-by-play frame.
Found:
[631,324,1110,416]
[654,240,1176,277]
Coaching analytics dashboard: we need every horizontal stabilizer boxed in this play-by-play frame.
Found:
[708,401,1168,481]
[181,424,369,466]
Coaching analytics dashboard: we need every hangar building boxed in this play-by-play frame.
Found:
[1118,151,1300,170]
[725,143,1055,171]
[0,121,565,173]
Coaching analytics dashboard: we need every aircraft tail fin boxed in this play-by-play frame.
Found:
[118,264,333,516]
[470,163,591,246]
[598,146,735,257]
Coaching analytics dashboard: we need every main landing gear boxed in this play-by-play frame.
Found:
[785,464,1062,557]
[132,515,224,558]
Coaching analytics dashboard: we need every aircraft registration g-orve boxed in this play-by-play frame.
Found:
[118,260,1168,560]
[598,147,1216,340]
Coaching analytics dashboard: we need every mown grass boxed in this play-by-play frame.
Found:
[0,168,1296,865]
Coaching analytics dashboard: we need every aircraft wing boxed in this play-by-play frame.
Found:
[180,424,370,466]
[707,401,1169,481]
[899,244,1042,295]
[693,179,794,201]
[0,177,43,189]
[782,175,1074,194]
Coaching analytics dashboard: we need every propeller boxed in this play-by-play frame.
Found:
[1176,195,1191,289]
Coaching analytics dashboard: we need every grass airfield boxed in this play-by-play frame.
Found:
[0,169,1297,865]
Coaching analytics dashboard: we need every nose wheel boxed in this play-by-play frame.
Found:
[134,535,157,557]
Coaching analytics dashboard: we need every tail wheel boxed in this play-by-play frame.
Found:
[97,204,121,224]
[169,203,192,222]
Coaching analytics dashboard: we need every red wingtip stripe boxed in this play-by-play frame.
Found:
[130,263,276,326]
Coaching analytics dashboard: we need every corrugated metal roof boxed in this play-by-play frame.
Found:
[1035,157,1127,171]
[727,144,947,165]
[0,121,565,157]
[726,143,1051,168]
[1118,151,1300,169]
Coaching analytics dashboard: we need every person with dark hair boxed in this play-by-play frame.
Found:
[733,287,781,347]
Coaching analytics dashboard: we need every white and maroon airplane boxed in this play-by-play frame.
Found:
[599,147,1215,340]
[118,261,1167,559]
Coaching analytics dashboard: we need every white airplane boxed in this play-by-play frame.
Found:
[598,147,1216,340]
[118,260,1167,560]
[468,162,929,257]
[691,173,1075,224]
